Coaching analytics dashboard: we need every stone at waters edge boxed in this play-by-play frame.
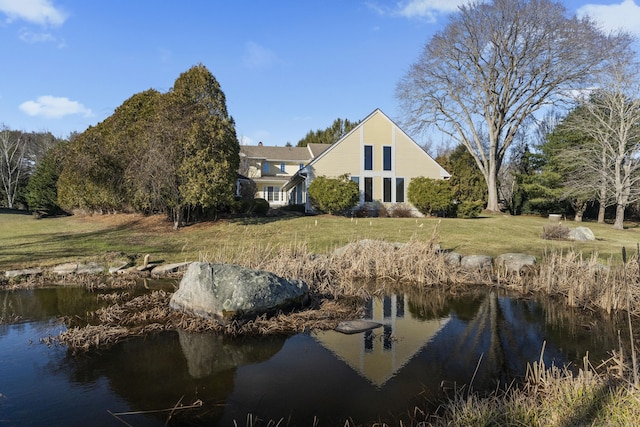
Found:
[169,262,309,321]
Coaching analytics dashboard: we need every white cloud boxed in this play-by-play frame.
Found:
[19,29,66,47]
[243,41,278,69]
[0,0,67,26]
[368,0,468,21]
[19,30,54,43]
[19,96,92,119]
[577,0,640,36]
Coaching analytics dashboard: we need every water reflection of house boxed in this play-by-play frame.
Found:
[312,295,449,387]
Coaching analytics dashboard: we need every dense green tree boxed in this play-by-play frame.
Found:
[436,144,487,205]
[57,64,240,226]
[408,177,453,216]
[25,141,68,213]
[308,175,359,215]
[542,112,604,221]
[296,118,360,147]
[170,64,239,226]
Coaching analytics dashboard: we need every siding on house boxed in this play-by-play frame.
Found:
[301,109,449,212]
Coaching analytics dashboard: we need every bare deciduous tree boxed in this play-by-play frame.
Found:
[0,125,27,209]
[564,59,640,230]
[397,0,633,212]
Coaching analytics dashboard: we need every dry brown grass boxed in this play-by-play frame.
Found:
[45,231,640,354]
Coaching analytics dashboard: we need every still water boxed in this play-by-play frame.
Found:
[0,285,625,426]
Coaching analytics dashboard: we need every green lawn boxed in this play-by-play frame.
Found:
[1,211,639,271]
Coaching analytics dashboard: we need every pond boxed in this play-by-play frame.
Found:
[0,284,628,426]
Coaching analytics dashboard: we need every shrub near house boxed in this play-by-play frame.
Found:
[408,177,454,216]
[308,175,359,215]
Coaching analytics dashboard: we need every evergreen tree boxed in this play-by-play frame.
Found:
[25,141,68,213]
[297,118,359,147]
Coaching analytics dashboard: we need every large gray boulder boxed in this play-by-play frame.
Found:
[568,227,595,242]
[170,262,308,321]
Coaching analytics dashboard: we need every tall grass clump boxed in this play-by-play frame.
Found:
[424,348,640,427]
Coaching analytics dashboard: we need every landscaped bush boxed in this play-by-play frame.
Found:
[408,177,454,217]
[456,200,484,218]
[390,203,414,218]
[352,204,371,217]
[252,198,270,216]
[308,175,359,215]
[541,223,570,240]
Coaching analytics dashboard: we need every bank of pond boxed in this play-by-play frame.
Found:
[1,280,638,426]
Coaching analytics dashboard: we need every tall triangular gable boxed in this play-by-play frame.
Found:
[305,108,450,180]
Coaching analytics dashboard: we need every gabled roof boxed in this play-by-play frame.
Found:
[239,144,332,163]
[240,145,312,162]
[307,143,331,158]
[304,108,450,179]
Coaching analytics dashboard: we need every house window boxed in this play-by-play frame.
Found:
[364,145,373,171]
[383,146,392,171]
[280,162,286,173]
[264,186,280,202]
[351,176,359,185]
[263,162,269,173]
[396,178,405,203]
[364,177,373,202]
[383,178,392,202]
[299,163,304,170]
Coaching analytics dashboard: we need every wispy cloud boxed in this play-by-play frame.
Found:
[19,28,65,47]
[0,0,67,26]
[368,0,467,22]
[19,96,92,119]
[577,0,640,36]
[243,41,278,69]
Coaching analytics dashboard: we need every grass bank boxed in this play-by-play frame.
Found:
[2,211,640,271]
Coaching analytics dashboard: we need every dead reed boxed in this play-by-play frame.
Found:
[423,346,640,427]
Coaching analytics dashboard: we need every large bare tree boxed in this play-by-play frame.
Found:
[0,125,27,209]
[564,59,640,230]
[397,0,633,212]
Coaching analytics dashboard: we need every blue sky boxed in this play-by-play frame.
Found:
[1,0,639,147]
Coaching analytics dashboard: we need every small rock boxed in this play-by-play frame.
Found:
[151,262,192,275]
[335,320,383,334]
[443,252,462,266]
[496,253,536,273]
[76,262,105,274]
[52,263,79,275]
[461,255,493,270]
[109,263,130,274]
[4,268,42,279]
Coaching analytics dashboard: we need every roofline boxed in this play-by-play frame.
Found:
[303,108,450,178]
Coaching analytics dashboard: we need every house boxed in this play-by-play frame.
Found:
[239,142,330,207]
[282,108,450,213]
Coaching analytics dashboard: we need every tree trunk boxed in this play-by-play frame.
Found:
[613,204,625,230]
[597,204,606,223]
[574,210,583,222]
[173,208,184,230]
[485,164,500,212]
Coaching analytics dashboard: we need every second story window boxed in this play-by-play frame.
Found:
[280,162,286,173]
[364,145,373,171]
[383,146,392,171]
[263,162,269,173]
[299,163,304,170]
